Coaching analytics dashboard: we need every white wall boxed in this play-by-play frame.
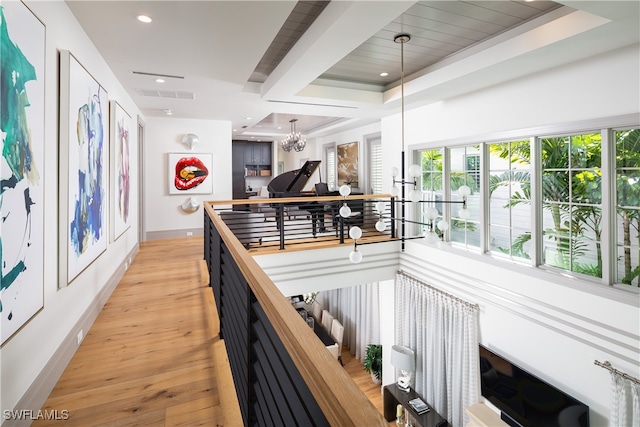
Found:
[400,44,640,149]
[278,139,314,175]
[1,0,141,419]
[378,44,640,426]
[275,137,322,191]
[275,121,382,192]
[255,241,399,296]
[314,123,382,191]
[144,117,232,238]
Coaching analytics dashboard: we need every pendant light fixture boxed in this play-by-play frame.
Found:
[280,118,306,152]
[344,33,472,263]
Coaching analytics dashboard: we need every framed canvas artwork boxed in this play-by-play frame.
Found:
[337,141,359,187]
[0,0,46,345]
[168,153,213,195]
[59,50,109,286]
[109,100,132,241]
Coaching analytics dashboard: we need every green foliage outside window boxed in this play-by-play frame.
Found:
[616,129,640,286]
[417,126,640,287]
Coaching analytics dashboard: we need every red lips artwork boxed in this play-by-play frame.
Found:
[174,156,209,190]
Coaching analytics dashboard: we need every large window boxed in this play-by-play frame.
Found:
[450,145,481,249]
[540,133,602,278]
[615,128,640,286]
[411,121,640,288]
[368,137,382,194]
[416,148,443,234]
[325,145,336,191]
[488,140,531,260]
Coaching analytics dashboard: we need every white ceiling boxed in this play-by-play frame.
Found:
[65,1,639,142]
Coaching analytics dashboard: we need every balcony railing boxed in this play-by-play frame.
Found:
[204,195,390,426]
[208,194,396,252]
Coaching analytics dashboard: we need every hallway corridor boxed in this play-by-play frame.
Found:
[35,238,227,426]
[33,237,384,426]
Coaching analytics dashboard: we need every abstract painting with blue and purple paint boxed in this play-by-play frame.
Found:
[70,91,105,255]
[112,101,130,240]
[65,53,108,282]
[1,2,46,344]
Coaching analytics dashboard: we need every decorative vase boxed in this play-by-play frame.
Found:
[371,373,381,385]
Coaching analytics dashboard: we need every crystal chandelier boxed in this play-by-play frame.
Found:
[280,118,306,152]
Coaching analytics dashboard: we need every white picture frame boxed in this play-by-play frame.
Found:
[168,153,213,195]
[58,50,109,286]
[109,100,132,241]
[1,0,46,344]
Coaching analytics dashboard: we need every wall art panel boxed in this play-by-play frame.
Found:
[337,141,359,187]
[109,100,131,241]
[0,0,46,345]
[168,153,213,195]
[59,50,109,286]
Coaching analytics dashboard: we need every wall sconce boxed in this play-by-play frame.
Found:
[181,196,201,212]
[181,133,199,150]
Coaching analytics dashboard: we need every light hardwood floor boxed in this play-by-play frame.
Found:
[35,237,386,426]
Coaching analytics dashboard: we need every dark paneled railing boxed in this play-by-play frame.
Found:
[204,201,387,426]
[211,194,396,252]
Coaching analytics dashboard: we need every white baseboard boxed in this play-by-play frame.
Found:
[145,228,203,240]
[2,244,139,427]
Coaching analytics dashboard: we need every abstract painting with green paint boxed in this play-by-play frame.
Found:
[0,1,45,344]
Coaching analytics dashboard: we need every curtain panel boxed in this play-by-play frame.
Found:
[316,282,380,360]
[609,371,640,427]
[395,272,480,427]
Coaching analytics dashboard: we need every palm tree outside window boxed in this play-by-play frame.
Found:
[488,140,532,261]
[540,133,602,278]
[615,128,640,286]
[411,122,639,288]
[450,145,481,249]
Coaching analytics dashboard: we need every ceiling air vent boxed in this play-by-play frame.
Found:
[131,71,184,80]
[135,88,195,100]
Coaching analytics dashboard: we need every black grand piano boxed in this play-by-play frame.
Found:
[267,160,339,236]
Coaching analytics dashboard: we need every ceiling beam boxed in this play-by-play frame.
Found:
[261,0,416,103]
[383,6,611,105]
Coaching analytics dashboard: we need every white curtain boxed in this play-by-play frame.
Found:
[316,282,380,360]
[395,272,479,427]
[609,370,640,427]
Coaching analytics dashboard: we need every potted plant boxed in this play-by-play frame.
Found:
[363,344,382,385]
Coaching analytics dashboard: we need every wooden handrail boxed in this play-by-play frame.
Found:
[204,201,387,426]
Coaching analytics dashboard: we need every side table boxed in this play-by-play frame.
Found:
[383,383,448,427]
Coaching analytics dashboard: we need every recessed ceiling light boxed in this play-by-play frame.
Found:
[137,15,152,23]
[245,117,252,120]
[155,78,165,83]
[380,72,389,77]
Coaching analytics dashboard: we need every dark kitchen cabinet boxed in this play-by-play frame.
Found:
[243,142,272,177]
[232,141,273,210]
